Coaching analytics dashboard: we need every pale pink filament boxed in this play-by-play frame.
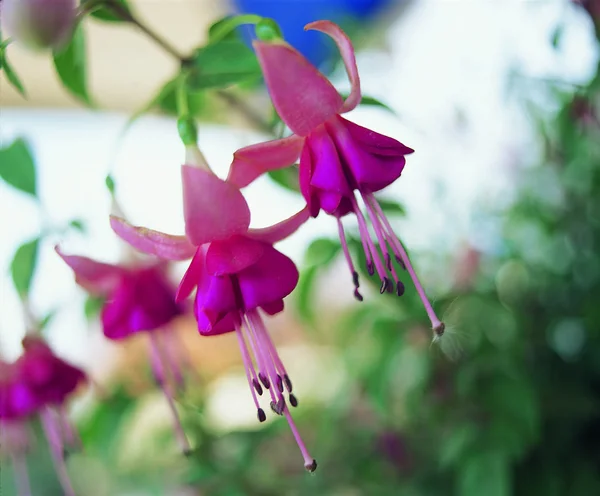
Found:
[40,408,76,496]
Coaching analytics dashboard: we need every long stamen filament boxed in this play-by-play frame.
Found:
[367,194,443,331]
[235,325,264,416]
[337,218,363,301]
[40,409,76,496]
[350,195,388,281]
[11,452,32,496]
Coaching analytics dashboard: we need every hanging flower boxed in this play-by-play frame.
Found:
[0,0,76,51]
[1,336,86,496]
[109,160,317,472]
[227,20,444,336]
[57,250,193,453]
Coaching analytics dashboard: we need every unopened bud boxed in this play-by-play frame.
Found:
[1,0,76,51]
[255,18,283,42]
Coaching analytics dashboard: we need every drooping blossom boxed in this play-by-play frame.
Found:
[1,336,86,496]
[0,0,76,51]
[227,20,444,336]
[56,249,193,453]
[109,153,317,472]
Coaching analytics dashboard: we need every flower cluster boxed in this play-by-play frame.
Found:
[1,336,86,495]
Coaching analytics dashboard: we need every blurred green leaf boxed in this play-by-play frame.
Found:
[11,238,39,298]
[0,138,37,197]
[267,167,300,193]
[69,219,86,233]
[458,452,510,496]
[53,25,92,104]
[189,40,262,90]
[304,238,341,267]
[339,93,396,114]
[84,295,105,321]
[295,265,319,324]
[439,424,479,469]
[208,14,262,43]
[0,45,26,96]
[39,310,56,331]
[83,0,133,22]
[376,198,406,217]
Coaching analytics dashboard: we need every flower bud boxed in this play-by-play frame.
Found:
[1,0,76,51]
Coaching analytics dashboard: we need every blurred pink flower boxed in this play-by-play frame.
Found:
[228,20,444,335]
[1,336,86,496]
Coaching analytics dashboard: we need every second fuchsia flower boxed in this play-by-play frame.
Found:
[110,160,317,472]
[57,250,193,453]
[1,336,86,496]
[228,20,444,336]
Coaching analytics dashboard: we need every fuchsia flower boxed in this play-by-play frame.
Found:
[109,162,317,472]
[57,250,193,453]
[228,20,444,335]
[1,336,86,496]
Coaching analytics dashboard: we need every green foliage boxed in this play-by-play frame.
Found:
[0,138,37,197]
[0,42,26,96]
[53,25,92,105]
[266,166,300,193]
[10,238,39,298]
[84,294,105,321]
[83,0,134,23]
[188,40,262,90]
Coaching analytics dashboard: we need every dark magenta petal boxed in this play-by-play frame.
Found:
[261,300,285,315]
[237,244,299,310]
[205,235,265,276]
[340,116,414,156]
[196,309,239,336]
[176,248,204,303]
[330,116,410,192]
[298,140,320,218]
[100,265,182,340]
[307,124,352,195]
[195,272,238,322]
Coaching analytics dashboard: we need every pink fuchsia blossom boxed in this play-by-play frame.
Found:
[1,336,86,496]
[110,163,317,472]
[0,0,76,51]
[227,20,444,336]
[56,251,193,454]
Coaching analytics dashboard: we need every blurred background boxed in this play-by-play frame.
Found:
[1,0,600,494]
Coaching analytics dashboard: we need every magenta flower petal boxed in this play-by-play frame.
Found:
[227,135,304,188]
[261,300,285,315]
[182,166,251,246]
[298,140,320,217]
[341,116,414,156]
[100,266,182,340]
[305,20,361,114]
[237,244,299,310]
[109,216,195,261]
[176,248,204,302]
[194,271,238,331]
[253,40,343,136]
[328,117,409,192]
[247,206,310,244]
[55,247,125,296]
[205,235,265,276]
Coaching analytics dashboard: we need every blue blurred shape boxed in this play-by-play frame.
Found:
[232,0,394,69]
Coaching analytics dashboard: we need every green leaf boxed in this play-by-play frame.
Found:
[267,166,300,193]
[376,198,406,217]
[188,40,262,90]
[0,46,26,97]
[0,138,37,197]
[304,238,341,267]
[53,25,92,104]
[439,424,479,468]
[82,0,133,23]
[69,219,86,233]
[84,295,105,321]
[295,266,319,324]
[11,238,39,298]
[458,452,511,496]
[339,93,396,114]
[208,14,262,43]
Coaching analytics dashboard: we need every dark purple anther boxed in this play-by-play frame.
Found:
[433,322,446,338]
[380,277,390,294]
[395,255,406,270]
[305,459,318,473]
[396,280,405,297]
[352,271,360,289]
[257,408,267,422]
[354,289,364,301]
[283,374,293,392]
[276,374,284,393]
[367,262,375,276]
[252,378,263,396]
[259,372,271,390]
[386,280,395,294]
[289,394,298,407]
